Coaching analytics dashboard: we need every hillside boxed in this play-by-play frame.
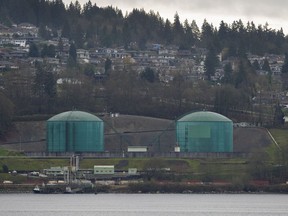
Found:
[0,115,273,154]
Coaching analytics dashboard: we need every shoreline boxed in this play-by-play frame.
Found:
[2,183,288,194]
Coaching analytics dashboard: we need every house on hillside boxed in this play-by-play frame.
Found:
[77,49,90,62]
[13,39,27,47]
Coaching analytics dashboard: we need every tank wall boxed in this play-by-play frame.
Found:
[176,121,233,152]
[47,122,66,152]
[47,121,104,153]
[67,121,104,152]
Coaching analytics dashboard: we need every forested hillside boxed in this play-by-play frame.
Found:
[0,0,288,54]
[0,0,287,137]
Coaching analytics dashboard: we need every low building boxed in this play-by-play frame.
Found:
[94,165,114,175]
[128,168,137,175]
[43,166,67,177]
[127,146,148,153]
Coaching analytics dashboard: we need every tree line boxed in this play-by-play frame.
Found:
[1,0,288,55]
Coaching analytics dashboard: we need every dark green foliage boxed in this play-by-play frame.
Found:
[2,164,8,173]
[33,62,56,98]
[282,53,288,89]
[38,24,52,40]
[41,44,56,58]
[140,67,156,83]
[28,42,39,57]
[201,19,216,49]
[1,0,288,123]
[262,59,271,72]
[0,92,14,137]
[163,19,173,45]
[234,58,255,91]
[1,1,287,53]
[33,62,56,113]
[273,103,285,126]
[214,85,242,115]
[61,20,71,39]
[172,13,185,45]
[68,42,77,67]
[282,53,288,74]
[252,60,261,70]
[222,63,233,84]
[104,58,112,75]
[73,23,85,48]
[83,64,96,77]
[204,47,219,80]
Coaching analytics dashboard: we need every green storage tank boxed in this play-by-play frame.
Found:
[176,111,233,152]
[47,111,104,153]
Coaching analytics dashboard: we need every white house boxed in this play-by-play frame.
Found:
[13,39,27,47]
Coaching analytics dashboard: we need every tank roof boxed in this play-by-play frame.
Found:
[177,111,232,122]
[48,111,102,122]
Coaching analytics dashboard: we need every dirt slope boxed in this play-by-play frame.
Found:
[0,115,273,153]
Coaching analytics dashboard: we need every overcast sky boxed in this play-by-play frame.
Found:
[63,0,288,34]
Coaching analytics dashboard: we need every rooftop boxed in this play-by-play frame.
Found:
[48,111,102,122]
[177,111,232,122]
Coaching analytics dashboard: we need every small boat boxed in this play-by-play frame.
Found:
[33,185,41,193]
[64,186,73,194]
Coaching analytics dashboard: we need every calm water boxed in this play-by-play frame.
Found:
[0,193,288,216]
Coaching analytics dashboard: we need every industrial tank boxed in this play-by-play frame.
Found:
[47,111,104,153]
[176,111,233,152]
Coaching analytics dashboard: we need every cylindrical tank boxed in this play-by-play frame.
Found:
[176,111,233,152]
[47,111,104,153]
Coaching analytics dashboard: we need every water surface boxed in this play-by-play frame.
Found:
[1,193,288,216]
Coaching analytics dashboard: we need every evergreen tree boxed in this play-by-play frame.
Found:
[201,19,215,48]
[2,164,9,173]
[47,45,56,58]
[163,19,173,45]
[140,67,156,83]
[204,47,219,80]
[122,21,131,49]
[28,42,39,57]
[83,64,95,77]
[191,20,200,42]
[39,24,51,40]
[222,63,233,84]
[0,92,14,137]
[50,0,66,28]
[68,42,77,66]
[41,44,49,57]
[235,60,246,88]
[218,20,229,47]
[40,44,56,58]
[172,12,184,45]
[273,103,285,126]
[33,62,56,113]
[252,60,261,70]
[181,19,194,49]
[214,85,239,116]
[83,0,93,18]
[73,23,84,48]
[281,53,288,73]
[281,53,288,89]
[61,19,71,39]
[105,58,112,75]
[262,59,271,72]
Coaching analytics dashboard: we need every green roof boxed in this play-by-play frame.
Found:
[177,111,232,122]
[48,111,102,122]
